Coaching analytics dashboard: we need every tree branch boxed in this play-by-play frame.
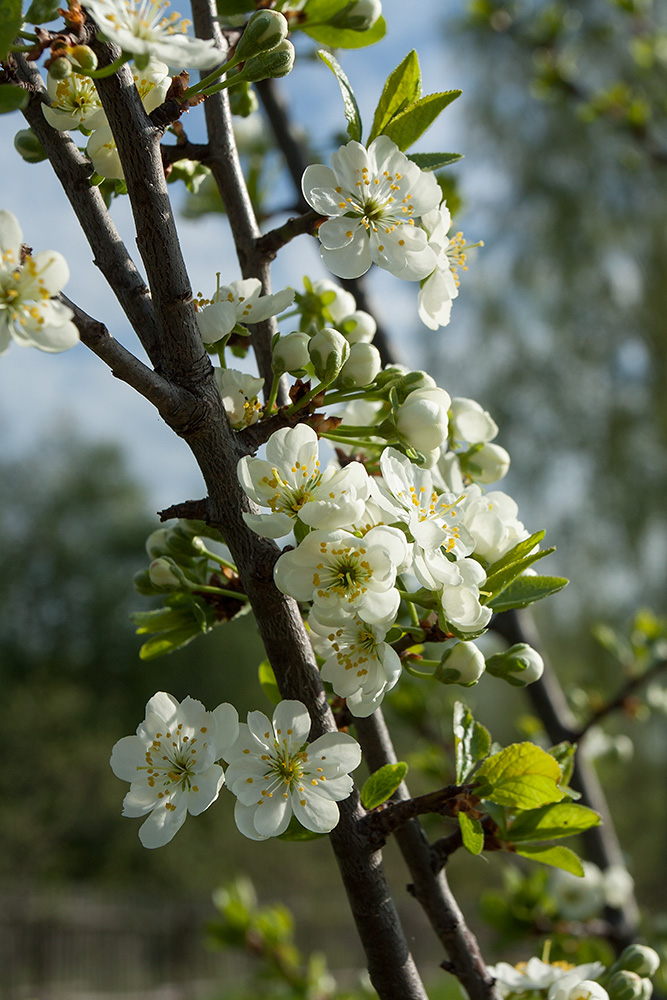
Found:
[574,657,667,740]
[255,209,323,259]
[363,784,476,843]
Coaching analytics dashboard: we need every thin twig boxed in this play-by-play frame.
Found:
[574,658,667,740]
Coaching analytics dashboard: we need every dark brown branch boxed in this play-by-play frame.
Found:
[162,140,210,168]
[574,657,667,740]
[363,785,474,843]
[59,294,193,423]
[355,712,501,1000]
[158,498,211,522]
[15,55,160,361]
[255,210,323,260]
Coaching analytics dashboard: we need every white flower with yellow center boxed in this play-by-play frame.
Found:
[417,199,481,330]
[0,210,78,357]
[462,485,529,563]
[43,73,106,131]
[302,136,440,281]
[488,959,605,999]
[274,526,408,628]
[109,691,239,848]
[238,424,370,538]
[83,0,221,69]
[195,276,294,344]
[309,611,401,717]
[224,700,361,840]
[439,557,492,635]
[214,368,264,429]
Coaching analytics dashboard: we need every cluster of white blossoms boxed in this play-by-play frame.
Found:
[489,958,608,1000]
[0,210,79,357]
[111,693,361,846]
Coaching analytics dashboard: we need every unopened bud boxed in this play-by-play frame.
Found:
[396,387,451,452]
[608,972,645,1000]
[48,57,72,80]
[228,80,259,117]
[273,330,311,374]
[235,9,289,62]
[309,327,350,383]
[14,128,47,163]
[68,44,98,71]
[341,309,376,344]
[338,342,381,388]
[461,441,510,484]
[395,369,437,401]
[615,946,660,978]
[449,397,498,445]
[485,642,544,686]
[145,528,170,560]
[436,642,485,686]
[241,38,295,82]
[332,0,382,30]
[148,557,184,590]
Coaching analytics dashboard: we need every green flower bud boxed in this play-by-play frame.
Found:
[48,57,72,80]
[69,44,98,71]
[395,369,437,401]
[272,330,311,374]
[638,980,654,1000]
[241,39,295,83]
[228,80,259,117]
[235,9,289,61]
[615,946,661,978]
[485,642,544,686]
[332,0,382,31]
[608,972,646,1000]
[341,309,376,344]
[148,557,185,590]
[145,528,171,560]
[133,568,161,595]
[435,641,486,686]
[461,441,510,484]
[14,128,47,163]
[338,342,381,388]
[309,327,350,383]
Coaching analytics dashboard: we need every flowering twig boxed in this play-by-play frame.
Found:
[255,209,323,260]
[362,784,475,844]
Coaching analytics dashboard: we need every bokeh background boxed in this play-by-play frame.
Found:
[1,0,665,996]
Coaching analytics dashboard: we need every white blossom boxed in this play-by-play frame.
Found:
[302,136,440,281]
[489,959,605,999]
[195,276,294,344]
[462,485,529,563]
[310,278,357,324]
[549,976,609,1000]
[418,200,459,330]
[396,386,451,453]
[214,368,264,429]
[87,126,125,180]
[274,526,408,628]
[109,692,239,848]
[224,700,361,840]
[43,73,106,131]
[309,611,401,717]
[439,557,492,635]
[0,210,79,357]
[238,424,370,538]
[83,0,221,69]
[449,397,499,445]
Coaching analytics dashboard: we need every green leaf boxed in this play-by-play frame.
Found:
[453,700,491,784]
[368,49,422,144]
[24,0,61,23]
[489,575,569,613]
[485,530,546,577]
[216,0,254,15]
[258,659,282,706]
[139,627,202,660]
[0,83,29,113]
[382,91,462,152]
[0,0,23,62]
[484,546,555,600]
[277,814,326,841]
[303,15,386,50]
[407,151,463,171]
[458,812,484,855]
[548,742,577,788]
[507,803,601,843]
[360,761,408,809]
[317,49,362,142]
[476,743,564,810]
[514,843,584,876]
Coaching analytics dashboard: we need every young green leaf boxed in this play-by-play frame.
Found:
[24,0,61,23]
[368,49,422,144]
[548,742,577,788]
[317,49,362,142]
[304,16,386,50]
[0,0,23,63]
[458,812,484,855]
[407,151,463,171]
[489,575,569,613]
[0,83,29,114]
[139,627,203,660]
[484,530,546,577]
[258,659,282,706]
[381,91,462,151]
[360,761,408,809]
[453,700,491,784]
[476,742,564,810]
[483,546,555,600]
[514,843,585,876]
[506,802,601,843]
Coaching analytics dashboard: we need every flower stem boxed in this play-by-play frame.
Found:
[80,53,131,79]
[265,371,282,414]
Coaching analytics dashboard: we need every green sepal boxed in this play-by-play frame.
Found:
[453,700,491,784]
[476,742,564,810]
[407,151,463,171]
[317,49,362,142]
[0,0,23,62]
[381,91,462,151]
[303,14,386,49]
[458,811,484,855]
[514,843,585,876]
[360,761,408,809]
[368,49,422,144]
[0,83,29,113]
[489,575,569,613]
[258,659,282,706]
[506,802,601,843]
